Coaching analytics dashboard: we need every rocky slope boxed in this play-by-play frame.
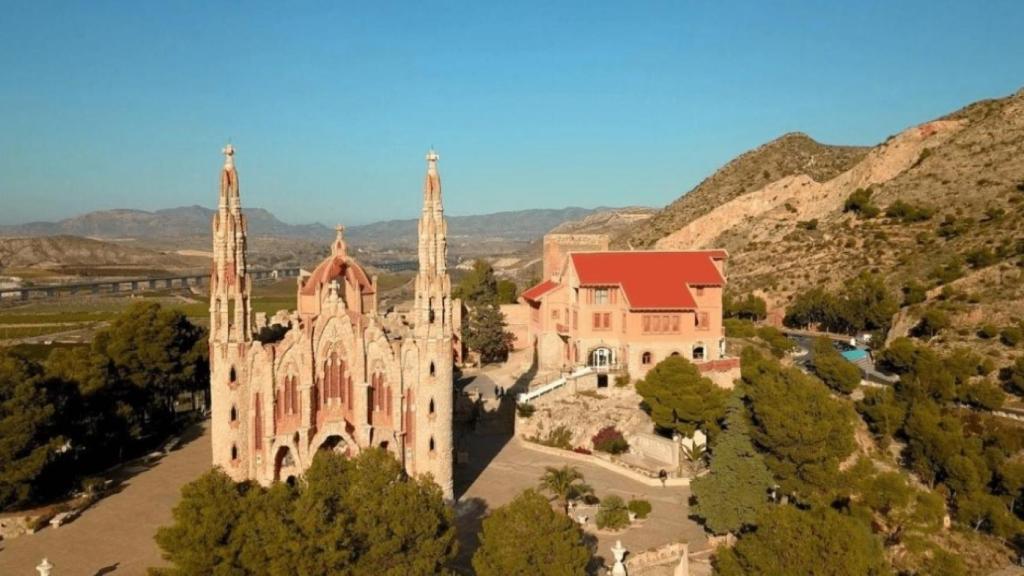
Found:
[624,88,1024,361]
[617,133,868,248]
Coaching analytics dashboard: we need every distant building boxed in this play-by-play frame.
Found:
[513,234,738,385]
[209,146,457,498]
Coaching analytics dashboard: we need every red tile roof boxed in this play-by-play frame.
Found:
[520,279,559,302]
[570,251,725,309]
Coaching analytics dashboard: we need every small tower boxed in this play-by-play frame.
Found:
[210,144,253,480]
[410,149,455,499]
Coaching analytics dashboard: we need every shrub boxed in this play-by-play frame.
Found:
[843,188,879,218]
[614,374,630,388]
[902,280,927,306]
[724,318,756,338]
[516,403,536,418]
[627,499,652,519]
[966,248,998,269]
[977,324,999,339]
[572,447,592,455]
[591,426,629,455]
[885,200,934,223]
[797,219,818,231]
[911,308,951,339]
[532,425,572,450]
[756,326,795,358]
[595,495,630,530]
[1000,326,1022,347]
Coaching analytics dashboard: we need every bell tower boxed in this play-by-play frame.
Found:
[210,144,253,480]
[410,149,455,499]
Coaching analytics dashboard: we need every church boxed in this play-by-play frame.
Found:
[209,145,457,499]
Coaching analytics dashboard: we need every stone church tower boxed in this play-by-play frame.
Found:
[207,145,456,496]
[210,144,253,479]
[404,149,456,498]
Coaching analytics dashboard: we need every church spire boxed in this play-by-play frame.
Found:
[211,144,252,343]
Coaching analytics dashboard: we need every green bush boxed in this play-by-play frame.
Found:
[911,308,951,339]
[756,326,795,358]
[977,324,999,339]
[797,219,818,231]
[843,188,880,218]
[595,495,630,530]
[902,280,927,306]
[627,498,652,519]
[966,248,998,269]
[614,374,630,388]
[532,425,572,450]
[885,200,934,223]
[1000,326,1022,347]
[724,318,756,338]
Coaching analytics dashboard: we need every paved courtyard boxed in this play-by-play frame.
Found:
[0,422,211,576]
[454,428,708,572]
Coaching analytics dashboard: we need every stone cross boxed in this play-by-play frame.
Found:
[332,225,347,257]
[611,540,627,576]
[36,558,53,576]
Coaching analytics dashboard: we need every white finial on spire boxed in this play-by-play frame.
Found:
[222,144,235,169]
[426,148,439,171]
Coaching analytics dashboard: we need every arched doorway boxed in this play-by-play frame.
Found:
[318,434,350,456]
[589,347,615,368]
[693,343,706,361]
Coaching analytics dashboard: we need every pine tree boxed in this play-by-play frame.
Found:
[690,395,774,535]
[473,489,591,576]
[635,356,730,437]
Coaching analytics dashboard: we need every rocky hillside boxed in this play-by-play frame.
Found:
[617,133,868,248]
[548,206,655,235]
[625,88,1024,361]
[0,236,208,275]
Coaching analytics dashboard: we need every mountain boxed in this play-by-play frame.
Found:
[345,207,613,248]
[617,133,869,248]
[1,206,333,240]
[618,87,1024,359]
[0,235,208,275]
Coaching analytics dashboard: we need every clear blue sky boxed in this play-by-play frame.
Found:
[2,1,1022,226]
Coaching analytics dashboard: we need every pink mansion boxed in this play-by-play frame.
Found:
[209,146,457,498]
[509,234,738,385]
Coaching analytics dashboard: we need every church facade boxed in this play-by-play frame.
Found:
[209,146,456,499]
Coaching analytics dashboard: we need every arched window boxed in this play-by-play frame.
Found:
[230,405,238,422]
[229,366,237,384]
[670,351,681,357]
[429,362,436,377]
[231,444,238,461]
[693,343,706,361]
[641,351,653,365]
[429,398,435,415]
[429,436,436,452]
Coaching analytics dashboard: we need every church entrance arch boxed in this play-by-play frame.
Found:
[273,446,298,482]
[317,434,351,456]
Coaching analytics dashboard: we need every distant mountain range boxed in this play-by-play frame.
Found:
[0,205,634,247]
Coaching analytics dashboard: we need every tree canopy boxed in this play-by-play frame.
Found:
[0,351,68,509]
[454,260,517,306]
[462,303,516,363]
[714,506,890,576]
[635,355,730,437]
[809,337,861,394]
[784,273,897,335]
[473,489,591,576]
[153,449,457,576]
[740,349,856,502]
[689,395,774,535]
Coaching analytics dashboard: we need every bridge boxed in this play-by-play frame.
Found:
[0,268,301,302]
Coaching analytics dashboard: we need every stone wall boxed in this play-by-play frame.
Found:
[542,233,609,280]
[630,432,679,469]
[499,303,530,351]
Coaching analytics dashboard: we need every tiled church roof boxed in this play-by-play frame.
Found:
[520,279,559,302]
